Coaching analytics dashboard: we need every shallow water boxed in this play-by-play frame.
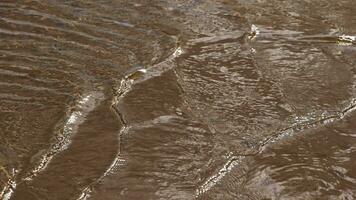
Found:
[0,0,356,199]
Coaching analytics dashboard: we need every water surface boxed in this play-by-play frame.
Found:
[1,0,356,199]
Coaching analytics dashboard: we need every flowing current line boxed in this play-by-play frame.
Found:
[76,127,128,200]
[0,168,17,200]
[197,99,356,197]
[76,77,132,200]
[76,46,184,200]
[23,91,104,182]
[196,25,355,197]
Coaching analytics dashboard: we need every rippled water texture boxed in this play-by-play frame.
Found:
[1,0,356,199]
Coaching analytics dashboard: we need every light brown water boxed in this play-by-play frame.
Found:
[1,0,356,199]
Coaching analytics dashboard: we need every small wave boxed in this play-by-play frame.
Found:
[76,45,184,199]
[197,98,356,197]
[0,168,17,200]
[23,91,104,182]
[197,154,245,197]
